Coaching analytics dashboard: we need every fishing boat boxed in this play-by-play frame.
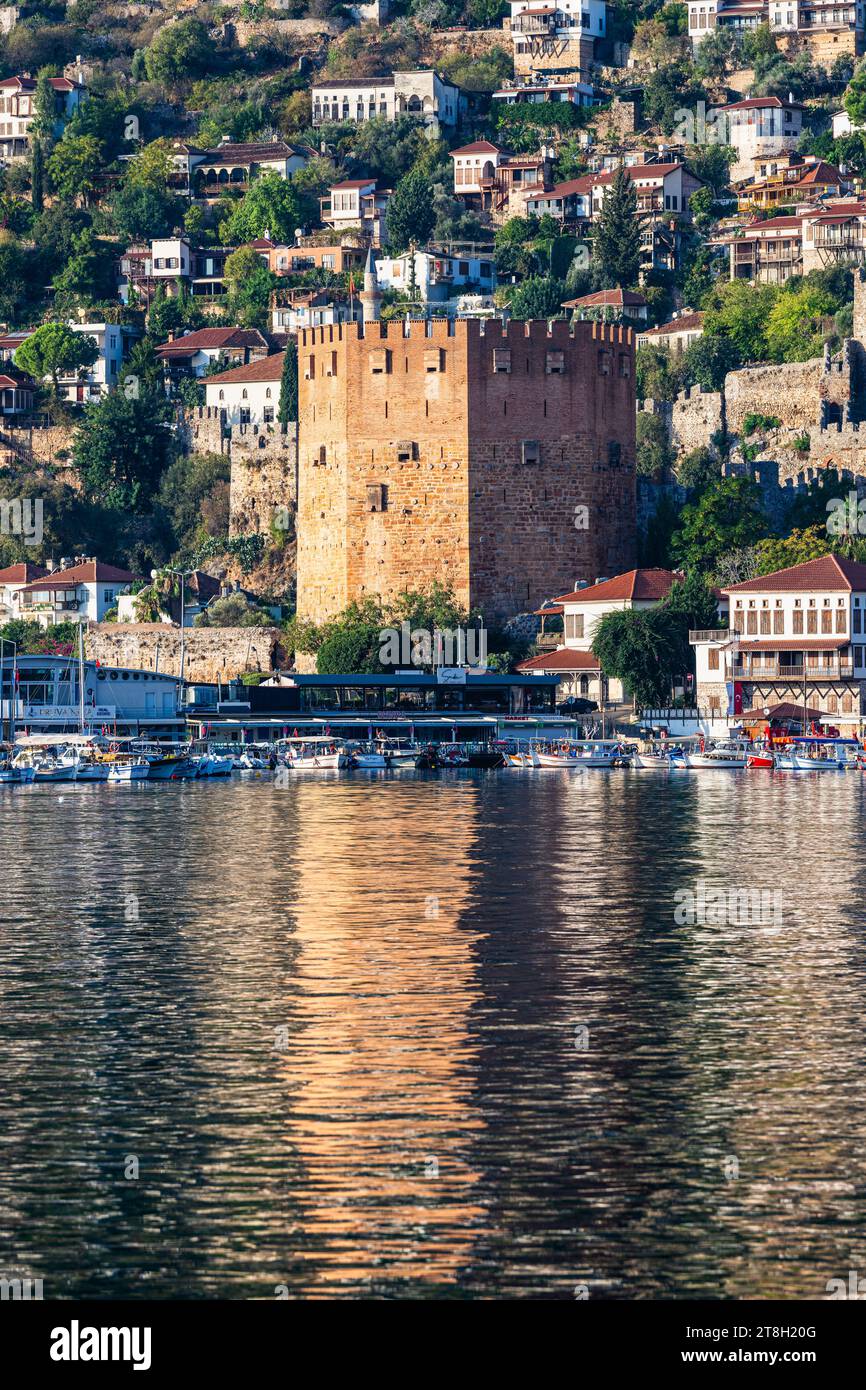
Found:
[277,736,349,770]
[108,758,151,782]
[774,737,852,771]
[630,743,677,770]
[347,737,419,769]
[529,740,590,769]
[678,737,749,769]
[0,745,35,783]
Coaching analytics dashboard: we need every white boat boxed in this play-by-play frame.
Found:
[33,757,78,782]
[108,759,150,782]
[277,737,348,770]
[194,755,235,777]
[630,745,676,770]
[529,741,589,769]
[682,742,749,769]
[61,753,109,781]
[0,763,35,784]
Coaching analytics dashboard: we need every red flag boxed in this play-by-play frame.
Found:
[349,273,355,295]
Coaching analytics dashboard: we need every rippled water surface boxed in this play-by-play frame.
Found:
[3,769,866,1299]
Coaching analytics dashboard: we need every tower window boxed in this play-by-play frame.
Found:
[546,351,565,375]
[522,440,540,465]
[367,483,387,512]
[370,348,391,374]
[424,348,443,372]
[493,349,512,373]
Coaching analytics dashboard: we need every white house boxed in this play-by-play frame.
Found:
[374,248,497,302]
[0,73,87,164]
[320,179,391,244]
[169,138,310,198]
[0,371,35,416]
[312,70,461,128]
[636,311,704,353]
[0,561,48,622]
[517,568,682,703]
[270,289,361,334]
[719,96,805,183]
[691,553,866,730]
[155,327,270,380]
[508,1,606,78]
[204,351,284,426]
[57,322,127,404]
[16,559,137,627]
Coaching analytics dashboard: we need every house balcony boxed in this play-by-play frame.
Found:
[731,662,854,679]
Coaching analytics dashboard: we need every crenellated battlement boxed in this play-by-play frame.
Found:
[298,318,634,350]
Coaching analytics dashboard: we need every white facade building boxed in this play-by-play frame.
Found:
[17,559,137,627]
[691,554,866,729]
[0,73,87,164]
[720,97,805,183]
[204,351,284,426]
[312,70,461,128]
[374,248,497,302]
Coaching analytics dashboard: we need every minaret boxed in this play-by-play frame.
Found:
[359,245,382,325]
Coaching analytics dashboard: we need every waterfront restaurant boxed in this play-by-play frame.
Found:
[0,653,184,740]
[183,670,562,743]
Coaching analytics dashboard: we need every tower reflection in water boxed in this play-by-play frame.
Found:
[279,776,487,1293]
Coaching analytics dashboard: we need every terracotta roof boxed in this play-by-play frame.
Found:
[744,701,835,722]
[20,561,137,591]
[564,288,648,309]
[331,178,377,190]
[0,75,85,92]
[198,141,303,162]
[555,569,678,603]
[204,351,286,385]
[0,562,48,584]
[517,648,601,672]
[0,373,35,389]
[723,96,805,112]
[640,312,704,337]
[725,555,866,594]
[450,140,501,156]
[592,163,685,185]
[156,328,267,358]
[532,603,564,616]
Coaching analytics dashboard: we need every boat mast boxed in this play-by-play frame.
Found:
[78,622,86,735]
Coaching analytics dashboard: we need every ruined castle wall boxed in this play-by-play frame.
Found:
[296,318,636,626]
[229,427,297,537]
[670,386,724,455]
[88,624,287,685]
[724,359,825,434]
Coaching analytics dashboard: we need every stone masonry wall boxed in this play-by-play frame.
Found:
[296,318,636,626]
[724,358,826,435]
[88,624,287,685]
[229,427,298,537]
[670,386,724,455]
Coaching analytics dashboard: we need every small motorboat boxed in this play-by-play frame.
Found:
[277,737,348,770]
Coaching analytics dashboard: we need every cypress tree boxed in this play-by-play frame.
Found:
[593,165,643,290]
[31,138,44,214]
[278,339,298,425]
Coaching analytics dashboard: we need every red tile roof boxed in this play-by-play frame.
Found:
[0,373,36,389]
[450,140,501,156]
[640,312,704,337]
[563,288,648,309]
[0,562,48,584]
[517,648,601,672]
[723,96,805,112]
[204,351,286,385]
[555,569,678,604]
[19,561,136,591]
[725,554,866,593]
[156,328,268,358]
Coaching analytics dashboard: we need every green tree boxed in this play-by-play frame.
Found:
[32,68,59,143]
[386,168,436,253]
[754,526,834,574]
[765,285,836,362]
[30,137,45,215]
[144,19,212,88]
[681,333,741,390]
[593,166,642,289]
[111,182,184,243]
[278,340,298,425]
[845,66,866,125]
[47,134,103,207]
[671,477,768,575]
[508,275,568,320]
[676,447,720,493]
[316,599,387,674]
[73,385,175,510]
[636,343,682,401]
[703,279,777,361]
[694,27,740,79]
[219,172,302,245]
[14,321,98,393]
[636,411,672,478]
[592,606,685,707]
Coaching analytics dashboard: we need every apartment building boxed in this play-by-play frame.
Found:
[505,1,606,78]
[374,248,497,302]
[319,179,391,245]
[311,70,461,128]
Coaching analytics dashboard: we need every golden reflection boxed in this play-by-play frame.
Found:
[281,776,487,1291]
